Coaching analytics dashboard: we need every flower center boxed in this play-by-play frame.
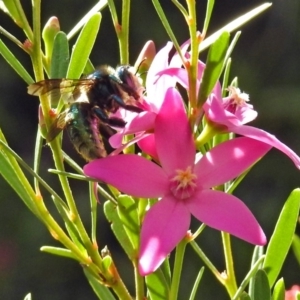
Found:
[169,166,197,200]
[224,86,249,113]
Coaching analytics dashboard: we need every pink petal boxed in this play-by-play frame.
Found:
[128,111,156,132]
[137,134,158,160]
[139,195,190,275]
[195,137,271,188]
[155,87,195,174]
[169,39,190,67]
[109,111,156,148]
[146,42,175,111]
[203,94,242,127]
[156,68,190,89]
[187,190,266,245]
[83,155,167,198]
[230,125,300,169]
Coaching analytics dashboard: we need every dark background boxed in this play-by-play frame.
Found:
[0,0,299,299]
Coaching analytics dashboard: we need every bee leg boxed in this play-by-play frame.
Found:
[92,106,127,127]
[109,94,144,113]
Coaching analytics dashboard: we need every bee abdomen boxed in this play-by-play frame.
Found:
[66,103,107,161]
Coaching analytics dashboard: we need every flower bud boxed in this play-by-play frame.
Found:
[42,17,60,67]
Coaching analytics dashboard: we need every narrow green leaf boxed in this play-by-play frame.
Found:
[50,31,70,78]
[89,182,98,243]
[189,267,204,300]
[151,0,183,62]
[292,234,300,265]
[103,201,135,259]
[52,197,85,251]
[40,246,78,260]
[0,39,34,84]
[263,189,300,287]
[272,278,285,300]
[197,31,229,106]
[83,59,95,74]
[202,0,214,36]
[117,195,140,250]
[200,3,272,52]
[0,150,36,214]
[23,293,32,300]
[145,268,170,300]
[240,292,251,300]
[253,269,271,300]
[248,246,264,295]
[233,255,265,300]
[66,0,107,40]
[83,267,115,300]
[67,13,101,79]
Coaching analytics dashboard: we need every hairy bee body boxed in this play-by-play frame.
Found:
[28,65,143,161]
[65,102,107,161]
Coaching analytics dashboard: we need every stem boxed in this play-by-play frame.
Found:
[169,238,188,300]
[134,260,144,300]
[30,0,105,277]
[33,193,100,277]
[119,0,130,64]
[221,232,238,298]
[0,26,28,51]
[12,0,34,40]
[33,128,43,194]
[186,0,199,110]
[151,0,184,62]
[189,240,225,284]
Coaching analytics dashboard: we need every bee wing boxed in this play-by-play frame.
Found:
[27,79,96,105]
[46,111,68,142]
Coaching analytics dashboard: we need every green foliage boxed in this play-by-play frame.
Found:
[263,189,300,287]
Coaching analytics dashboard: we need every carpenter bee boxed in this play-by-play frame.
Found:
[27,65,144,161]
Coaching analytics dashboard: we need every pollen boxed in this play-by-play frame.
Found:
[227,86,249,106]
[170,166,197,199]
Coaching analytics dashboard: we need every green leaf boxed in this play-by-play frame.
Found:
[197,31,229,106]
[103,201,135,259]
[240,292,251,300]
[50,31,70,78]
[202,0,214,36]
[233,255,265,300]
[252,269,271,300]
[189,267,204,300]
[292,234,300,266]
[272,278,285,300]
[67,13,101,79]
[23,293,32,300]
[1,0,22,25]
[263,189,300,287]
[145,268,170,300]
[0,144,37,214]
[83,267,116,300]
[52,196,85,251]
[40,246,78,260]
[117,195,140,250]
[199,3,272,52]
[0,39,34,84]
[89,182,98,243]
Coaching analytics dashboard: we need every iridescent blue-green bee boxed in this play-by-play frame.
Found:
[28,65,143,161]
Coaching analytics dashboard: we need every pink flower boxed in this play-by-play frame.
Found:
[109,41,185,156]
[202,86,300,168]
[285,285,300,300]
[84,87,271,275]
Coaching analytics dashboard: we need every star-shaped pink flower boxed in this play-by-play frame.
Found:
[203,86,300,168]
[84,87,271,275]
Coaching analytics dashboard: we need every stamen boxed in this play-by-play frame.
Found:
[227,86,249,106]
[170,166,197,199]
